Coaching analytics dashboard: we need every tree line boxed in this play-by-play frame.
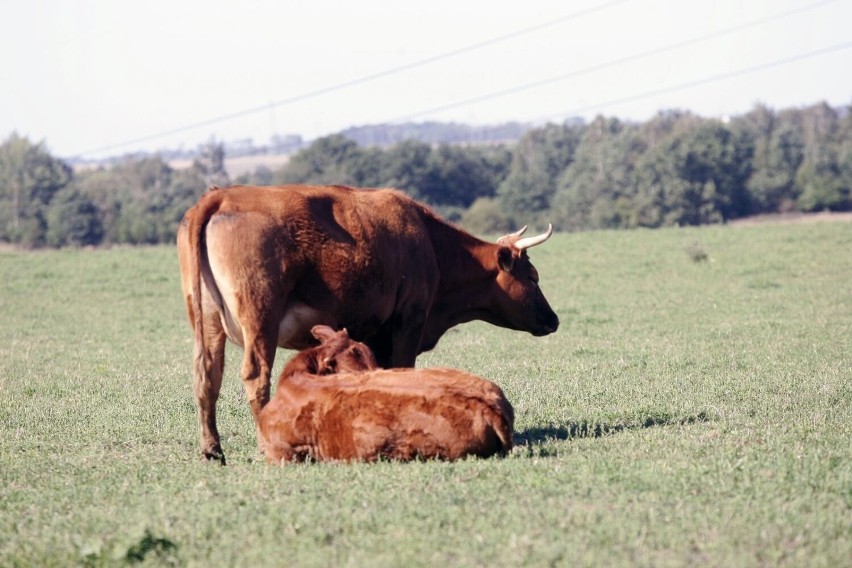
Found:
[1,101,849,248]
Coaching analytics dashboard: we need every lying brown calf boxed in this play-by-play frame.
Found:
[260,325,514,463]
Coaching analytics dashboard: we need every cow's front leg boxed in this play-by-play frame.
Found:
[240,328,277,456]
[389,312,428,368]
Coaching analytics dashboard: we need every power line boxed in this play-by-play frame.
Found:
[68,0,632,158]
[535,40,852,123]
[388,0,843,123]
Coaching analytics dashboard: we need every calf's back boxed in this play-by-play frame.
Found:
[261,368,514,463]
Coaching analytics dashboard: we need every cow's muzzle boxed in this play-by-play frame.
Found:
[532,312,559,336]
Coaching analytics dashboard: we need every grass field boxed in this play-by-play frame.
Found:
[1,221,850,566]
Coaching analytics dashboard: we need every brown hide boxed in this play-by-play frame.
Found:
[261,366,513,463]
[261,326,512,462]
[177,184,554,462]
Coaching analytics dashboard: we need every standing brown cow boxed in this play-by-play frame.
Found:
[260,325,513,463]
[177,184,557,463]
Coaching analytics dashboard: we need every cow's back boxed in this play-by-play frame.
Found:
[190,185,440,350]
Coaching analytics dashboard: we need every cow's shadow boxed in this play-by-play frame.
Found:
[514,411,712,446]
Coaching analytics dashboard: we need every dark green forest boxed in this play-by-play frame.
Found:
[1,101,850,248]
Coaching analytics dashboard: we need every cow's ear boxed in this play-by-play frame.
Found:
[497,246,515,272]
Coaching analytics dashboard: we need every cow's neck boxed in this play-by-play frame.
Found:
[421,216,500,351]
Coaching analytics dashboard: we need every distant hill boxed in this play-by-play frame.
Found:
[68,121,533,171]
[339,121,531,147]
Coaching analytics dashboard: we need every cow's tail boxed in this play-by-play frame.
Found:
[184,189,226,372]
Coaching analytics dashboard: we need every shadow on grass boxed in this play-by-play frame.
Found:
[515,411,713,446]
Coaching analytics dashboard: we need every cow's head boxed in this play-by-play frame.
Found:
[491,224,559,336]
[308,325,379,375]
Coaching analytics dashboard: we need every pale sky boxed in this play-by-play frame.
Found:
[2,0,850,160]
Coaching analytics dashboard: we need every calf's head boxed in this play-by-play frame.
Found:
[491,224,559,336]
[303,325,378,375]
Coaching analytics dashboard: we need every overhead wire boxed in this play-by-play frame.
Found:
[387,0,844,123]
[534,40,852,123]
[69,0,846,158]
[68,0,632,158]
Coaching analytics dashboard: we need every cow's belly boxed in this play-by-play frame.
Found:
[276,304,327,349]
[215,301,326,350]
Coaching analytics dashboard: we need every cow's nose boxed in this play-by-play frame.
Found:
[542,312,559,334]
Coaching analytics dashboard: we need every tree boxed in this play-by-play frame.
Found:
[731,104,803,213]
[194,139,230,188]
[274,135,368,185]
[73,167,126,243]
[420,144,505,208]
[796,161,846,211]
[632,119,752,226]
[102,156,175,243]
[273,136,508,213]
[73,155,206,245]
[379,140,435,200]
[551,116,644,230]
[747,123,804,212]
[45,188,103,247]
[234,165,274,186]
[497,121,584,218]
[836,105,852,209]
[460,197,515,234]
[155,167,208,242]
[793,103,846,211]
[0,133,72,246]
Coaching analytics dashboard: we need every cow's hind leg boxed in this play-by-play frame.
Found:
[194,311,227,464]
[240,325,278,456]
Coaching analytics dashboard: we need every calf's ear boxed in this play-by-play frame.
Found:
[497,246,515,272]
[348,344,378,371]
[311,325,337,342]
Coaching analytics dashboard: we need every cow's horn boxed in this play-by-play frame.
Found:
[514,224,553,250]
[496,225,527,245]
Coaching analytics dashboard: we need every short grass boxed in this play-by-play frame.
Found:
[0,221,850,567]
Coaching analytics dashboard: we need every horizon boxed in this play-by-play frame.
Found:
[60,99,849,168]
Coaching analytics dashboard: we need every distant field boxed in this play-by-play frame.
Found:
[728,210,852,226]
[72,153,291,179]
[0,222,850,566]
[169,153,291,178]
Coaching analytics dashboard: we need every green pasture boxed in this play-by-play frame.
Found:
[1,221,850,566]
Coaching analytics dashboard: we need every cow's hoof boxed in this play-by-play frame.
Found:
[201,449,226,466]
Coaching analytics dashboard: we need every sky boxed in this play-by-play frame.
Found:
[2,0,851,160]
